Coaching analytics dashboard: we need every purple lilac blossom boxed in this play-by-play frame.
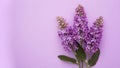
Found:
[57,16,77,52]
[73,5,89,48]
[85,16,103,53]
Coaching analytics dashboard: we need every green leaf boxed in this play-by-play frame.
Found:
[75,40,86,62]
[58,55,77,64]
[88,48,100,66]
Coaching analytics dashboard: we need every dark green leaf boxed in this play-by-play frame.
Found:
[75,40,86,62]
[58,55,76,64]
[88,48,100,66]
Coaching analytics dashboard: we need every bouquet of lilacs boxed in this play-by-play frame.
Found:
[57,5,103,68]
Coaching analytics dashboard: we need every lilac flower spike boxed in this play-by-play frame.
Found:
[73,5,89,47]
[85,16,103,53]
[57,16,78,52]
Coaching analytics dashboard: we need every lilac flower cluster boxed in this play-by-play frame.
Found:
[57,5,103,54]
[85,16,103,53]
[57,16,79,51]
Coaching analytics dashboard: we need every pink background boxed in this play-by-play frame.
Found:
[0,0,120,68]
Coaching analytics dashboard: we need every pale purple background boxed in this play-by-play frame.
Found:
[0,0,120,68]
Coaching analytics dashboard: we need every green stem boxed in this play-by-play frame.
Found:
[86,61,89,68]
[86,64,89,68]
[82,61,83,68]
[78,62,81,68]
